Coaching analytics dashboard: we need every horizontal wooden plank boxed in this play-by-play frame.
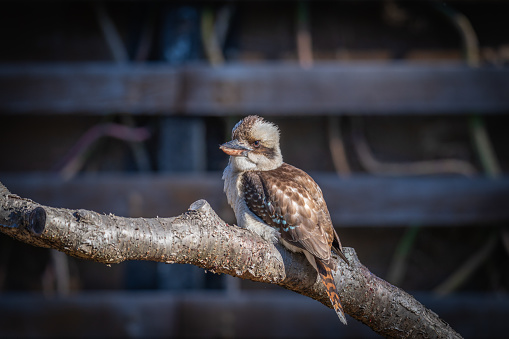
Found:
[1,62,508,115]
[0,291,506,338]
[2,173,508,226]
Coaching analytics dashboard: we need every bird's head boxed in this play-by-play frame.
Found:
[220,115,283,172]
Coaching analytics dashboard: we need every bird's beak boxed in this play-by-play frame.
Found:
[220,140,252,157]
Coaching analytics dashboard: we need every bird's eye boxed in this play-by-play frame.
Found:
[253,140,260,148]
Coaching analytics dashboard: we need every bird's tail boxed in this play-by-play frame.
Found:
[316,259,347,325]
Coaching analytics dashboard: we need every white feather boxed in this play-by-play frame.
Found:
[223,162,279,243]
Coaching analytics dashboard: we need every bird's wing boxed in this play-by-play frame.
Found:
[242,163,335,263]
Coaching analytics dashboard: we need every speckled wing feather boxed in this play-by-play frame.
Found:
[242,163,346,267]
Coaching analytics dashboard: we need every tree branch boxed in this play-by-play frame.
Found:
[0,181,461,338]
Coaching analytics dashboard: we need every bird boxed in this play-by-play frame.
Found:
[220,115,348,324]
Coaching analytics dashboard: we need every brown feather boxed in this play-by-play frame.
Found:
[242,163,346,268]
[316,259,347,324]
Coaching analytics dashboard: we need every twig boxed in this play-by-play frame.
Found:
[328,116,351,176]
[201,7,225,67]
[434,233,498,296]
[54,123,151,180]
[387,225,420,286]
[352,118,477,176]
[94,2,129,63]
[296,1,313,69]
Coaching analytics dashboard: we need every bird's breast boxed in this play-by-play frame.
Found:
[222,165,278,243]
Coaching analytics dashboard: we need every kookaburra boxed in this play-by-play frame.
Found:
[220,115,348,324]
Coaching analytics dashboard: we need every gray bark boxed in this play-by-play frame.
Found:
[0,181,461,338]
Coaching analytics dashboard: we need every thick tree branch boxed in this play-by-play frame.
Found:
[0,181,461,338]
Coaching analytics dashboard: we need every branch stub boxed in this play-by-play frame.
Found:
[29,207,46,235]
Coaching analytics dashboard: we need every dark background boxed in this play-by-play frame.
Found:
[0,1,508,338]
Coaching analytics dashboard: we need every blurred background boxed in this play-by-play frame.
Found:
[0,0,509,338]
